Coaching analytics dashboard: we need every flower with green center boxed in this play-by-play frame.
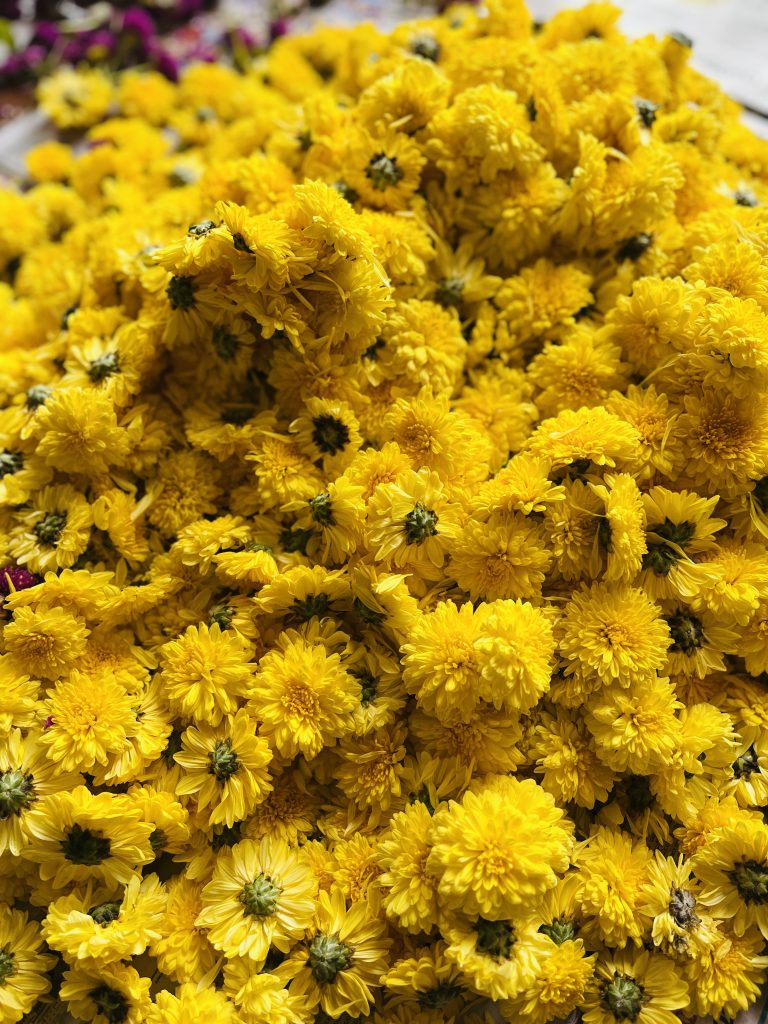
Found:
[208,603,234,631]
[653,519,696,546]
[291,593,331,622]
[642,544,679,576]
[166,275,196,310]
[88,352,120,382]
[240,874,282,917]
[309,933,353,983]
[668,888,698,928]
[731,860,768,904]
[435,276,464,307]
[600,973,646,1021]
[474,919,515,961]
[634,98,659,127]
[0,451,23,479]
[312,415,351,456]
[26,384,52,409]
[666,612,703,653]
[60,825,112,866]
[88,901,122,927]
[539,918,577,944]
[366,154,403,191]
[34,511,67,546]
[212,325,239,360]
[733,746,759,779]
[90,985,129,1024]
[411,33,440,61]
[0,948,13,984]
[310,493,334,527]
[0,769,35,819]
[404,503,439,545]
[208,741,240,782]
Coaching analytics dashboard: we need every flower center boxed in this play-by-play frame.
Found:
[282,682,321,719]
[666,613,703,653]
[310,493,334,526]
[634,98,659,128]
[354,671,378,706]
[539,918,577,944]
[312,415,350,455]
[208,741,240,782]
[167,275,196,310]
[188,219,215,236]
[281,527,313,555]
[653,518,695,546]
[435,276,464,307]
[90,985,129,1024]
[411,33,440,61]
[366,154,403,191]
[474,918,515,961]
[89,901,122,926]
[309,933,353,983]
[404,502,439,545]
[642,543,679,576]
[209,603,234,630]
[0,451,23,478]
[26,384,52,409]
[88,352,120,382]
[0,769,35,819]
[0,948,13,983]
[61,824,112,866]
[731,859,768,904]
[212,325,239,360]
[291,593,330,622]
[601,973,645,1021]
[34,511,67,546]
[668,887,698,928]
[240,874,281,917]
[734,746,759,779]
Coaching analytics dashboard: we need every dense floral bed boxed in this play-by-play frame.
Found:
[0,1,768,1022]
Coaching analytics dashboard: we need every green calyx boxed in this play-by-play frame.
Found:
[292,593,330,622]
[34,512,67,546]
[410,786,435,815]
[212,325,239,361]
[474,918,515,961]
[310,493,335,527]
[0,769,35,819]
[333,181,358,205]
[26,384,52,409]
[309,932,353,983]
[209,603,234,630]
[312,414,351,456]
[653,518,695,546]
[90,985,130,1024]
[642,544,679,576]
[88,352,120,382]
[666,612,703,654]
[404,502,439,545]
[597,517,612,551]
[617,233,653,261]
[731,859,768,904]
[208,741,240,782]
[0,949,14,984]
[419,982,463,1009]
[89,901,122,927]
[353,596,385,625]
[365,153,403,191]
[355,671,378,707]
[281,527,314,555]
[668,887,698,928]
[60,824,111,866]
[734,746,759,779]
[634,97,659,127]
[240,874,282,917]
[149,827,167,854]
[539,918,577,944]
[0,450,23,479]
[435,276,464,308]
[167,275,196,310]
[601,973,645,1021]
[188,219,215,236]
[411,33,440,61]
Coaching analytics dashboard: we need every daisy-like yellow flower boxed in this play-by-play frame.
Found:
[277,888,390,1018]
[59,962,152,1024]
[450,513,552,601]
[249,633,358,759]
[40,670,136,772]
[150,875,217,985]
[427,776,573,920]
[0,905,55,1021]
[693,818,768,939]
[557,582,670,689]
[640,852,718,957]
[42,873,166,964]
[503,935,595,1024]
[4,603,88,680]
[145,984,237,1024]
[590,472,647,582]
[37,66,113,128]
[197,836,317,964]
[582,949,689,1024]
[159,622,253,726]
[529,710,617,809]
[443,911,550,1001]
[34,387,131,475]
[576,827,653,948]
[222,966,305,1024]
[175,709,273,827]
[24,787,154,890]
[378,800,440,934]
[477,599,556,714]
[585,676,682,774]
[684,923,768,1020]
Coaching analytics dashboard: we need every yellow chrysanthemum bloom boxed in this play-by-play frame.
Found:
[378,801,441,934]
[0,905,55,1020]
[582,949,689,1024]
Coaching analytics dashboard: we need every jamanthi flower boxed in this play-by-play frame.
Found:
[221,967,305,1024]
[150,875,218,985]
[503,934,595,1024]
[3,604,88,681]
[276,888,390,1018]
[693,819,768,939]
[8,483,93,573]
[684,923,768,1020]
[0,906,55,1021]
[59,962,152,1024]
[145,984,237,1024]
[174,709,273,827]
[576,828,653,948]
[477,599,556,714]
[196,837,317,964]
[37,67,113,129]
[582,948,689,1024]
[377,800,440,934]
[443,912,550,1002]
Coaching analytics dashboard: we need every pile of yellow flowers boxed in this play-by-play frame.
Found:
[2,1,768,1021]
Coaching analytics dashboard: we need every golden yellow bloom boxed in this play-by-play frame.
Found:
[59,962,152,1024]
[582,949,689,1024]
[145,984,237,1024]
[4,603,88,681]
[35,388,130,475]
[150,875,217,985]
[378,801,440,934]
[0,905,55,1020]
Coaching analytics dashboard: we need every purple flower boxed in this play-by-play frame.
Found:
[121,6,156,42]
[148,43,180,81]
[0,44,46,83]
[0,565,39,597]
[269,17,289,40]
[31,20,60,49]
[85,28,118,58]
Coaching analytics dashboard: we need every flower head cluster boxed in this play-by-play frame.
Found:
[0,2,767,1023]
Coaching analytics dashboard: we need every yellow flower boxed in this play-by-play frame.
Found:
[576,827,652,948]
[684,924,768,1020]
[59,962,152,1024]
[0,905,55,1020]
[42,873,166,964]
[221,967,304,1024]
[150,875,217,985]
[477,599,556,714]
[4,603,88,681]
[378,801,440,934]
[529,710,616,809]
[174,709,273,827]
[335,723,406,825]
[34,387,131,475]
[249,633,358,759]
[503,937,595,1024]
[450,513,552,601]
[693,819,768,939]
[427,776,573,920]
[41,670,136,772]
[443,912,550,1001]
[159,622,253,727]
[585,676,682,774]
[277,888,390,1018]
[8,483,93,573]
[145,984,237,1024]
[640,853,718,957]
[37,67,113,129]
[582,949,689,1024]
[197,837,316,963]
